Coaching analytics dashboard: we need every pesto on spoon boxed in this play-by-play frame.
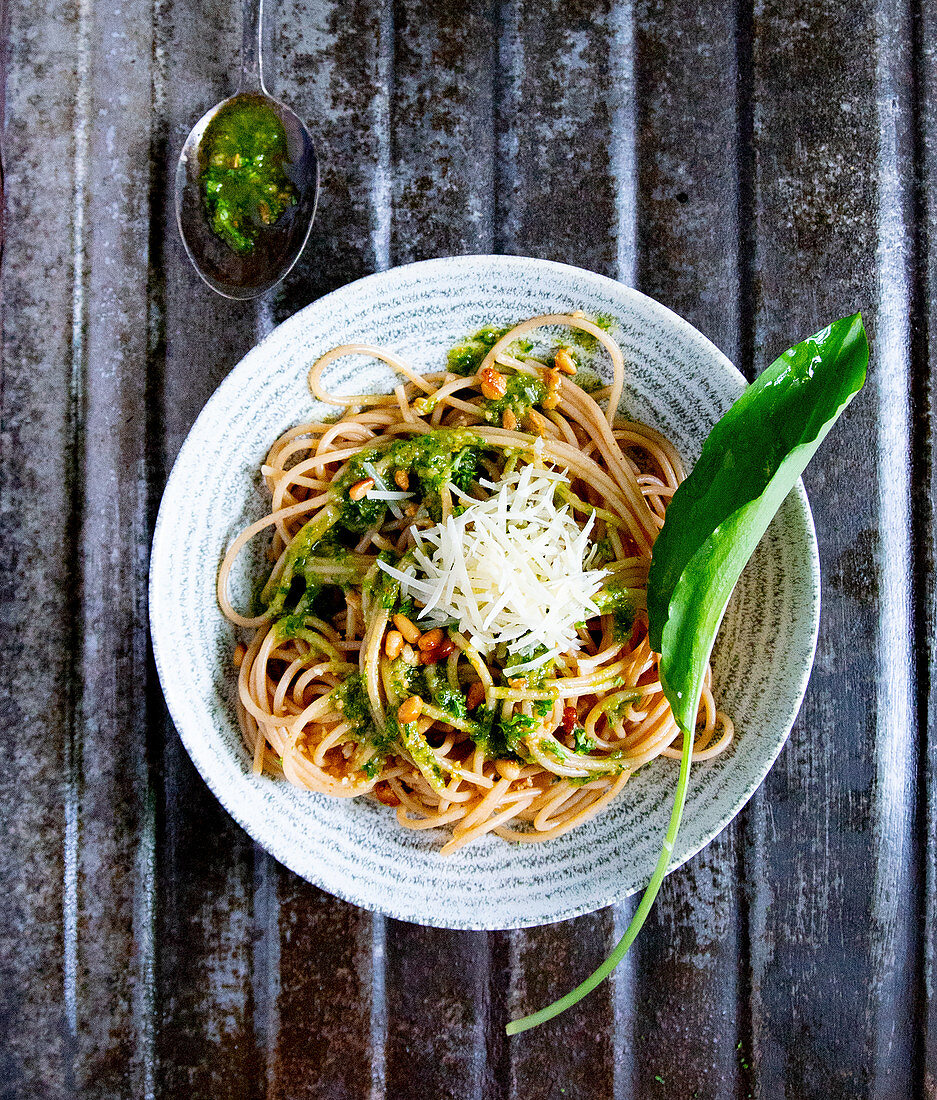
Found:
[174,0,319,299]
[199,96,297,256]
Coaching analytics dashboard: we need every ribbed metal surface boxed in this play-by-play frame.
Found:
[0,0,931,1096]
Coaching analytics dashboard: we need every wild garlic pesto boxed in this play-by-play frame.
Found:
[337,429,485,529]
[446,326,534,376]
[593,581,641,642]
[481,374,547,425]
[200,97,297,254]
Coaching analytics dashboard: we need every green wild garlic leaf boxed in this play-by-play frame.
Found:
[647,311,869,733]
[505,312,869,1036]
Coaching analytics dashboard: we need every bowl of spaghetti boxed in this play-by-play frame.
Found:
[150,255,819,929]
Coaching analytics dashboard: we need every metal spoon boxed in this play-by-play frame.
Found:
[175,0,319,299]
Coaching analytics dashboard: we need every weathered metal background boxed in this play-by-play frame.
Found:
[0,0,931,1096]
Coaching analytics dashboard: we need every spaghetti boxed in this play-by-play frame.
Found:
[218,313,733,854]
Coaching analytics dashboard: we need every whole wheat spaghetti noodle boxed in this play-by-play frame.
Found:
[218,314,733,854]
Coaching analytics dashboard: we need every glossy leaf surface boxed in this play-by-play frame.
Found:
[648,313,869,733]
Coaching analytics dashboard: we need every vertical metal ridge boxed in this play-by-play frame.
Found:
[63,0,94,1075]
[871,1,918,1093]
[368,914,388,1100]
[144,7,171,1097]
[490,0,509,255]
[735,0,756,380]
[75,0,159,1090]
[142,3,176,1092]
[481,0,500,254]
[906,0,936,1094]
[490,0,505,253]
[135,787,158,1100]
[481,8,505,1074]
[483,931,510,1100]
[251,205,280,1100]
[739,790,768,1093]
[609,0,636,285]
[251,850,280,1098]
[493,0,520,255]
[610,899,636,1098]
[504,928,520,1100]
[734,3,760,1094]
[367,3,393,1090]
[470,948,489,1100]
[373,0,394,270]
[608,0,638,1082]
[485,6,514,1082]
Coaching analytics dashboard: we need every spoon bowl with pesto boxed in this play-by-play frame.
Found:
[175,0,319,299]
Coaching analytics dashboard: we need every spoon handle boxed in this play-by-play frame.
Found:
[239,0,267,95]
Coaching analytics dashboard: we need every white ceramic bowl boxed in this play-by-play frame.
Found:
[149,256,819,930]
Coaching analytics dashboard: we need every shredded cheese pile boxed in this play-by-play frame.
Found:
[377,463,607,673]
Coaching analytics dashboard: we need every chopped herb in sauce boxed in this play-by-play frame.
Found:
[387,655,423,699]
[267,519,372,630]
[501,645,552,687]
[337,429,485,528]
[482,373,547,426]
[446,326,535,376]
[421,664,468,721]
[361,755,385,780]
[200,97,297,254]
[387,711,446,787]
[471,707,533,762]
[565,312,617,352]
[334,675,396,779]
[363,550,402,610]
[333,674,377,743]
[594,580,641,642]
[572,726,597,754]
[590,537,616,568]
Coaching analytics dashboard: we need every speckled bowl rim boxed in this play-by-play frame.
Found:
[150,255,820,929]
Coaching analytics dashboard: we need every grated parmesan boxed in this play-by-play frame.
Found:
[377,463,608,671]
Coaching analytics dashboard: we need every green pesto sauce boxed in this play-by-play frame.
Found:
[537,737,565,760]
[565,312,617,352]
[590,537,616,568]
[421,664,468,721]
[380,664,472,788]
[388,712,446,785]
[602,691,641,724]
[361,550,402,611]
[387,659,469,724]
[533,698,554,719]
[446,315,615,379]
[333,674,375,742]
[334,674,397,779]
[471,707,533,762]
[274,614,323,644]
[337,428,485,530]
[594,580,639,642]
[500,646,552,688]
[361,755,384,780]
[482,374,547,426]
[446,326,535,376]
[200,98,297,254]
[268,524,372,633]
[574,369,606,394]
[572,726,597,754]
[388,655,421,699]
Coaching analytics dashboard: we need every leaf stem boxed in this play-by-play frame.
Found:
[505,726,694,1035]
